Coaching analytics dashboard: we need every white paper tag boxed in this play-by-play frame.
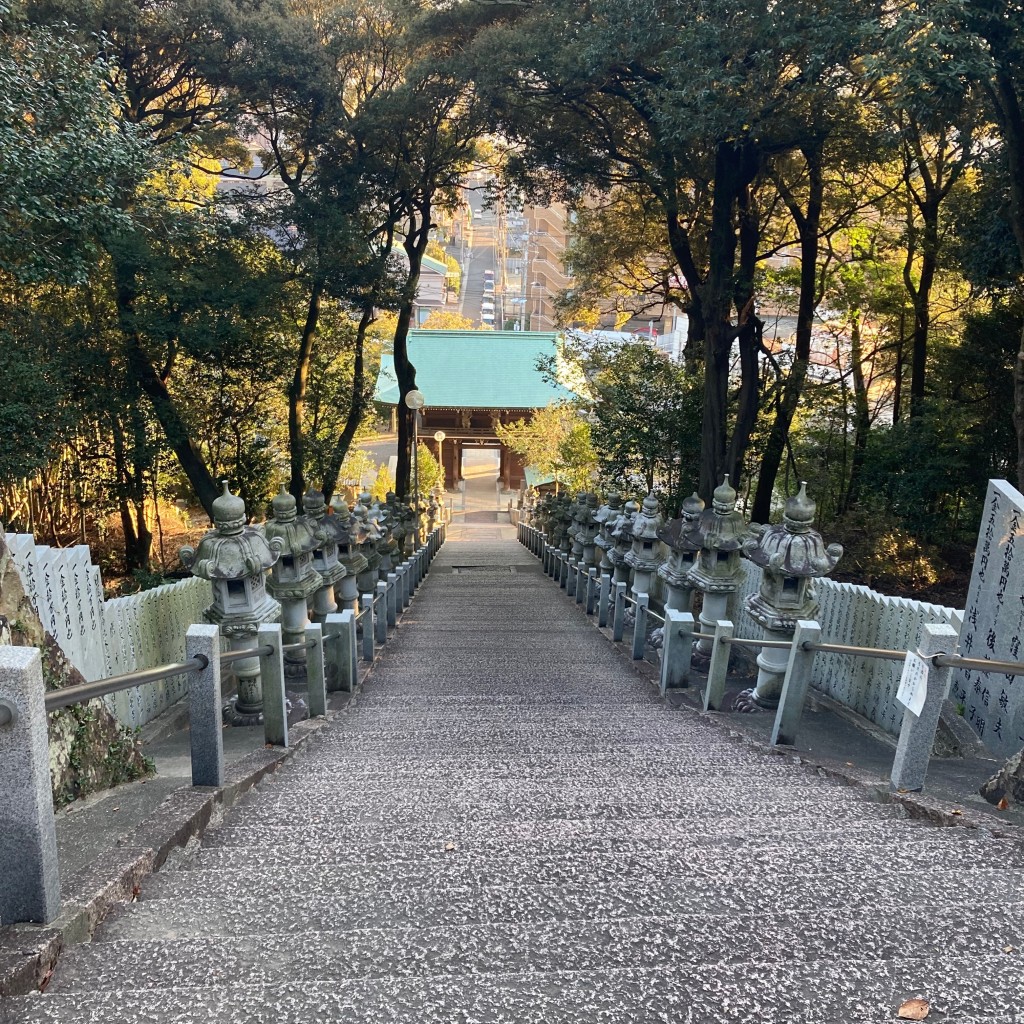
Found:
[896,651,929,717]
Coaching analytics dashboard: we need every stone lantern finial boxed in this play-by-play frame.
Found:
[212,479,246,532]
[271,484,297,522]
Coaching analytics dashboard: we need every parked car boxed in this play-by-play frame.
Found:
[483,269,495,281]
[483,282,495,296]
[481,299,495,312]
[481,309,495,324]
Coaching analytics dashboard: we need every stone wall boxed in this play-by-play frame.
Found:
[0,532,151,807]
[4,530,212,730]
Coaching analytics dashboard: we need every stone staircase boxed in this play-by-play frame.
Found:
[4,537,1023,1023]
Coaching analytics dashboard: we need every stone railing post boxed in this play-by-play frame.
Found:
[375,581,388,645]
[305,623,327,718]
[258,623,288,747]
[187,624,223,787]
[586,568,598,615]
[770,620,821,746]
[632,592,649,659]
[598,572,612,628]
[576,562,587,605]
[0,645,60,924]
[386,573,398,627]
[660,610,695,696]
[891,623,959,792]
[702,619,734,711]
[361,594,374,662]
[324,611,355,693]
[612,582,628,642]
[567,557,578,598]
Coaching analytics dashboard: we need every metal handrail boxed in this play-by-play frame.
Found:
[44,657,209,712]
[934,653,1024,675]
[802,640,905,661]
[646,608,665,625]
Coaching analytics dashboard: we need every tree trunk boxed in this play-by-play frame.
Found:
[751,148,823,522]
[112,258,220,518]
[322,305,374,503]
[288,277,325,503]
[393,204,432,499]
[844,310,871,511]
[908,198,939,417]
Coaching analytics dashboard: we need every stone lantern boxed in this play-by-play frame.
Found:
[657,493,705,612]
[609,499,639,586]
[688,476,749,661]
[625,493,664,598]
[552,495,574,554]
[567,493,585,561]
[735,482,842,711]
[179,482,280,723]
[352,494,382,596]
[573,493,600,569]
[328,496,367,612]
[594,493,623,574]
[302,489,347,623]
[265,485,323,680]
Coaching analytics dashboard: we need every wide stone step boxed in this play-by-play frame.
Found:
[103,869,1018,937]
[51,907,1023,990]
[9,957,1019,1023]
[217,787,879,828]
[176,833,1024,882]
[154,841,1019,900]
[199,811,915,852]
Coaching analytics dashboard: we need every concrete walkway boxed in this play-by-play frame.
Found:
[5,527,1024,1022]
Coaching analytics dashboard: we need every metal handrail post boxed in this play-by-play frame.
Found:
[258,622,288,747]
[305,623,327,718]
[632,592,649,659]
[612,581,628,642]
[376,582,389,644]
[187,624,223,787]
[0,645,60,924]
[660,610,694,696]
[703,619,735,712]
[891,623,959,793]
[598,572,612,628]
[771,620,821,746]
[586,568,598,615]
[361,595,374,663]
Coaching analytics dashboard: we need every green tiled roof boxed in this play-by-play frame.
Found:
[375,330,574,409]
[421,254,449,276]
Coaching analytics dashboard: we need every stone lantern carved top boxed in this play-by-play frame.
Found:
[265,485,319,557]
[744,482,843,576]
[608,498,639,566]
[657,492,705,553]
[595,492,623,527]
[329,496,369,576]
[180,482,280,581]
[302,488,347,588]
[626,493,664,570]
[695,475,748,552]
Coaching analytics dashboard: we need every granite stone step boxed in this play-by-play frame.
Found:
[177,833,1024,881]
[7,957,1020,1023]
[106,869,1019,936]
[153,839,1024,897]
[216,789,882,828]
[197,811,916,851]
[181,820,978,864]
[50,907,1024,990]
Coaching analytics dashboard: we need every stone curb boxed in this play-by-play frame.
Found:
[0,553,430,998]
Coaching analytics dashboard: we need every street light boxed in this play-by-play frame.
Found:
[433,430,446,487]
[405,389,425,544]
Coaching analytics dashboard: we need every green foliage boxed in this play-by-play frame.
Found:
[413,443,442,502]
[370,462,396,502]
[496,403,597,493]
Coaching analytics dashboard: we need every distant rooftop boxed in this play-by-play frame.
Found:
[375,330,575,409]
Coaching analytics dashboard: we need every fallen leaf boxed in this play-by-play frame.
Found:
[897,997,930,1020]
[444,842,457,852]
[997,797,1010,810]
[951,809,963,816]
[1004,945,1016,953]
